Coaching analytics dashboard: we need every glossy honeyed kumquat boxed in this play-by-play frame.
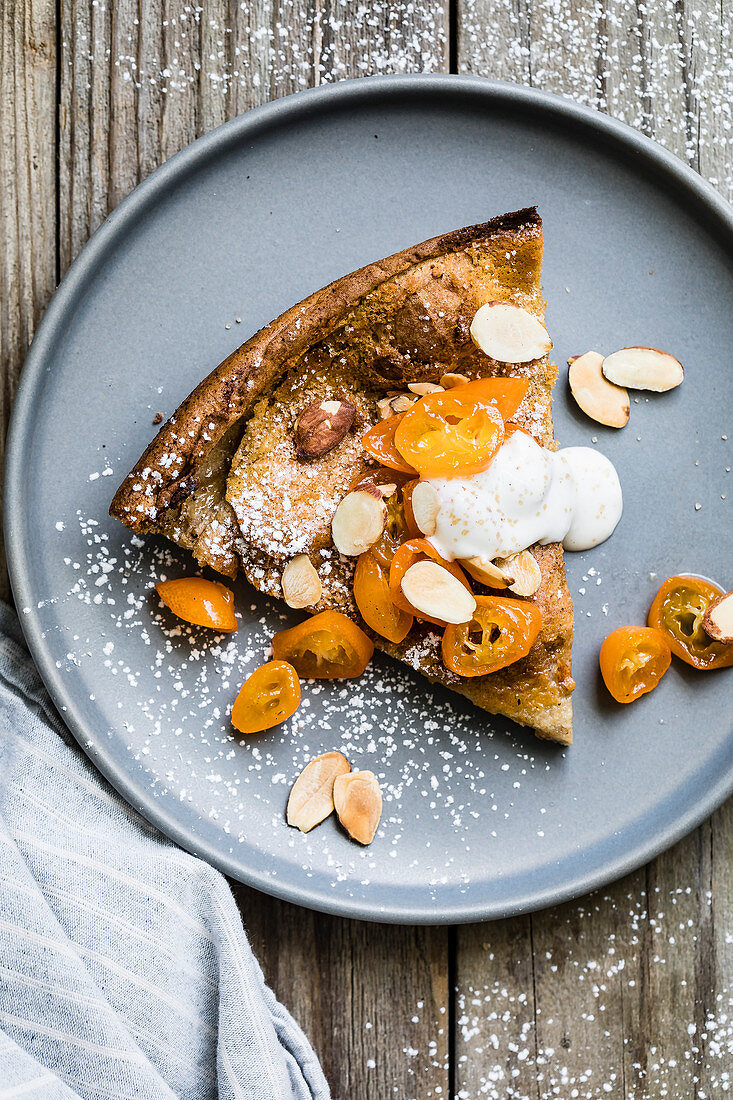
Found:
[361,415,418,475]
[648,576,733,671]
[444,377,529,421]
[272,610,374,679]
[369,489,413,571]
[442,594,543,677]
[394,389,504,478]
[599,626,671,704]
[401,479,423,539]
[389,538,472,626]
[155,577,237,632]
[353,552,413,644]
[231,660,301,733]
[350,466,411,492]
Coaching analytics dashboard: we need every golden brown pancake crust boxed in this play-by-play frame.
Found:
[111,208,574,743]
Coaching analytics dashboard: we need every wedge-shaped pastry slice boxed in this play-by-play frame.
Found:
[111,208,574,743]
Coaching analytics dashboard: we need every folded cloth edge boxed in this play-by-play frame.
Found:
[0,601,330,1100]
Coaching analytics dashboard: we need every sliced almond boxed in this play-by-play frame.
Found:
[378,393,417,418]
[333,770,382,845]
[378,482,398,498]
[410,481,440,536]
[408,381,444,396]
[281,555,322,609]
[401,561,476,624]
[702,590,733,644]
[470,301,552,363]
[440,371,469,389]
[390,394,417,413]
[461,556,512,588]
[287,751,351,833]
[331,486,386,556]
[495,549,542,597]
[568,351,630,429]
[601,347,684,392]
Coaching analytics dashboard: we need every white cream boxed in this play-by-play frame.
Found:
[557,446,624,551]
[427,431,622,562]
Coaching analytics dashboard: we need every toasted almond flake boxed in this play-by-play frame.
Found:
[401,561,476,623]
[495,550,542,597]
[390,394,417,413]
[408,381,444,395]
[461,556,512,588]
[377,396,396,419]
[440,372,469,389]
[378,482,398,498]
[601,347,684,392]
[411,481,440,535]
[568,351,630,428]
[287,752,351,833]
[281,555,322,608]
[702,591,733,643]
[331,487,386,556]
[333,770,382,844]
[470,301,552,363]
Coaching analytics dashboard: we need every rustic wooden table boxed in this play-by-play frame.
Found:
[2,2,731,1097]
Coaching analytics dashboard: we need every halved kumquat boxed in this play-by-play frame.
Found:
[648,576,733,671]
[599,626,671,704]
[394,389,504,478]
[272,610,374,679]
[231,660,301,733]
[442,594,543,677]
[353,552,413,644]
[155,577,237,632]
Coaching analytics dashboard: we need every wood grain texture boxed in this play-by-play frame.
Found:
[58,0,449,273]
[0,0,56,600]
[2,1,731,1097]
[238,891,449,1099]
[458,3,733,1097]
[458,0,733,202]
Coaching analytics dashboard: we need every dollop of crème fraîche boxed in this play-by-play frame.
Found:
[427,430,622,562]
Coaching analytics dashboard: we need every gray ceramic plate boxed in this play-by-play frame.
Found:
[6,76,733,924]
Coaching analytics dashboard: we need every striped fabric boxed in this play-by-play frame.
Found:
[0,604,329,1100]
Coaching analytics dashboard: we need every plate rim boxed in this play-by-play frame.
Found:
[5,73,733,925]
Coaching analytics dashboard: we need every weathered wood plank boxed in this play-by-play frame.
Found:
[59,0,450,274]
[454,916,538,1099]
[701,799,733,1097]
[238,891,450,1099]
[454,838,729,1100]
[0,0,57,601]
[458,2,732,1097]
[458,0,732,201]
[58,5,451,1099]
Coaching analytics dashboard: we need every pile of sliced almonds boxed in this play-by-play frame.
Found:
[287,751,383,845]
[462,549,542,597]
[568,346,684,429]
[376,373,472,420]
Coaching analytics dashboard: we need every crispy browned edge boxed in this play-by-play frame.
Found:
[111,206,573,745]
[111,208,542,529]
